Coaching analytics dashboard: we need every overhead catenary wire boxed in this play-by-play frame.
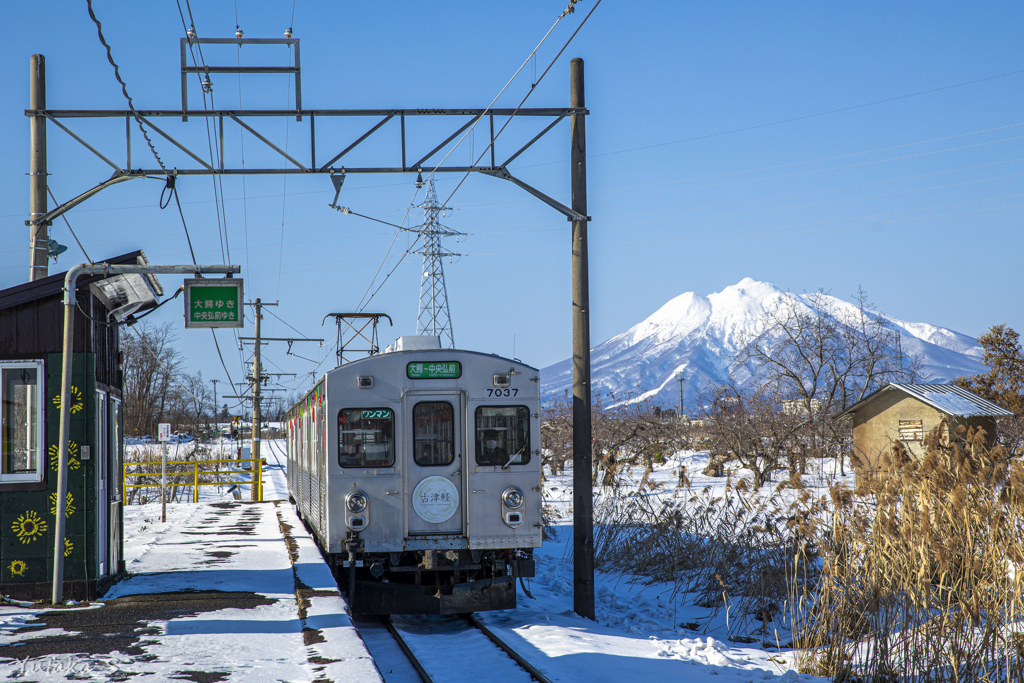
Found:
[174,1,251,389]
[442,0,603,207]
[351,187,422,311]
[417,0,586,191]
[332,0,599,354]
[86,0,167,173]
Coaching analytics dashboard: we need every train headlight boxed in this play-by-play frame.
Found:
[502,486,525,509]
[346,490,368,513]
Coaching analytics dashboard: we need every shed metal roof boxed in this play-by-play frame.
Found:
[840,382,1014,418]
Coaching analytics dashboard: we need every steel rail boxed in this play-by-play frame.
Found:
[465,614,554,683]
[382,617,435,683]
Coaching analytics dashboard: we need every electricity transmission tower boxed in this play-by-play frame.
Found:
[412,178,463,348]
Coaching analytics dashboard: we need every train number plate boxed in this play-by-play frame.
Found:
[485,388,518,397]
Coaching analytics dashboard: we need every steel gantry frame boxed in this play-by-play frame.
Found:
[26,105,588,229]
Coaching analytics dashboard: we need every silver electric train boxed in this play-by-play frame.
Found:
[285,335,541,614]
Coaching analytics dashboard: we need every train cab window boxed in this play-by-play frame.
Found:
[338,408,395,468]
[475,406,531,467]
[413,402,455,466]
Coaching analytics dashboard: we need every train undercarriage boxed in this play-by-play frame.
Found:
[329,536,536,615]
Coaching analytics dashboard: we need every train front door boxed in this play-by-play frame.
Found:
[404,393,464,535]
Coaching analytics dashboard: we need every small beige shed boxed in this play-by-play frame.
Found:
[839,383,1013,484]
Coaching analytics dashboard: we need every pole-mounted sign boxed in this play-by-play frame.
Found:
[184,278,244,328]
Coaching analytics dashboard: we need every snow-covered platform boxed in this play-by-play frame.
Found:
[0,501,382,682]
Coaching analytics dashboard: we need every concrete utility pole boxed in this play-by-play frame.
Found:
[211,379,221,455]
[251,298,264,502]
[570,57,595,621]
[677,371,685,418]
[29,55,48,281]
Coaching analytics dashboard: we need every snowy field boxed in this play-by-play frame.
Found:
[467,451,847,683]
[2,439,848,681]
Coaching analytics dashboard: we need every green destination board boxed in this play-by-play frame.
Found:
[184,278,244,328]
[407,361,462,379]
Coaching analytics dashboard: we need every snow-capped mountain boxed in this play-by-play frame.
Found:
[540,278,986,408]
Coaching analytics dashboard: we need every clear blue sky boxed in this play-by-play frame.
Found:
[1,1,1021,407]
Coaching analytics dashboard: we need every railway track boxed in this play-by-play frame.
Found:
[355,614,553,683]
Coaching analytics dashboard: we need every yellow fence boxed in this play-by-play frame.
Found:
[123,458,266,503]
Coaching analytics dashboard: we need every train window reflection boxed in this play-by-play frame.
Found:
[475,406,530,466]
[413,402,455,466]
[338,408,395,468]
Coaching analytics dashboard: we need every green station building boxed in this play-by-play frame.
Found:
[0,251,160,601]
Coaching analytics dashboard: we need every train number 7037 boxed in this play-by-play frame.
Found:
[486,388,518,397]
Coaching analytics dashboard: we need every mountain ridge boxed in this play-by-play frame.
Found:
[540,278,986,408]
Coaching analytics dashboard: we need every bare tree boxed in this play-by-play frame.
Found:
[122,323,183,437]
[734,288,921,474]
[122,323,214,437]
[541,387,687,487]
[695,382,803,488]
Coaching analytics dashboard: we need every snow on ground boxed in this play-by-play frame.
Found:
[468,450,849,683]
[3,440,849,682]
[0,454,379,682]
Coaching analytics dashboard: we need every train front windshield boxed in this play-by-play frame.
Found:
[338,408,395,467]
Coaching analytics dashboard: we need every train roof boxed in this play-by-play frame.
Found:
[335,347,538,373]
[289,347,538,412]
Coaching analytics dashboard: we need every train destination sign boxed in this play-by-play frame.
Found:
[407,361,462,379]
[184,278,244,329]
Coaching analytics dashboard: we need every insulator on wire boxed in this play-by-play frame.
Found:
[284,27,293,38]
[186,26,196,38]
[236,26,244,39]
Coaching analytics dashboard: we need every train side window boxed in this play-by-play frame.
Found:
[475,406,531,466]
[413,402,455,466]
[338,408,395,468]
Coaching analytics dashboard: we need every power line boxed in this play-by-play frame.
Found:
[264,308,312,339]
[589,69,1024,162]
[464,195,1024,255]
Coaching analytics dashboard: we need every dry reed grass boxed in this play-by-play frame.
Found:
[792,421,1024,682]
[594,472,817,641]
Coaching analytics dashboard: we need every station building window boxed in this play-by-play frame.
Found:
[413,402,455,466]
[338,408,395,468]
[1,360,45,483]
[475,405,531,467]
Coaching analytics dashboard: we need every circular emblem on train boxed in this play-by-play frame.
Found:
[411,476,459,524]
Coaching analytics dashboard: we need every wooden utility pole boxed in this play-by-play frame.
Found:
[29,55,48,281]
[570,57,595,621]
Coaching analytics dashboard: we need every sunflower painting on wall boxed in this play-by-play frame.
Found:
[50,492,76,518]
[8,560,27,577]
[52,386,83,414]
[48,442,80,471]
[12,511,47,544]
